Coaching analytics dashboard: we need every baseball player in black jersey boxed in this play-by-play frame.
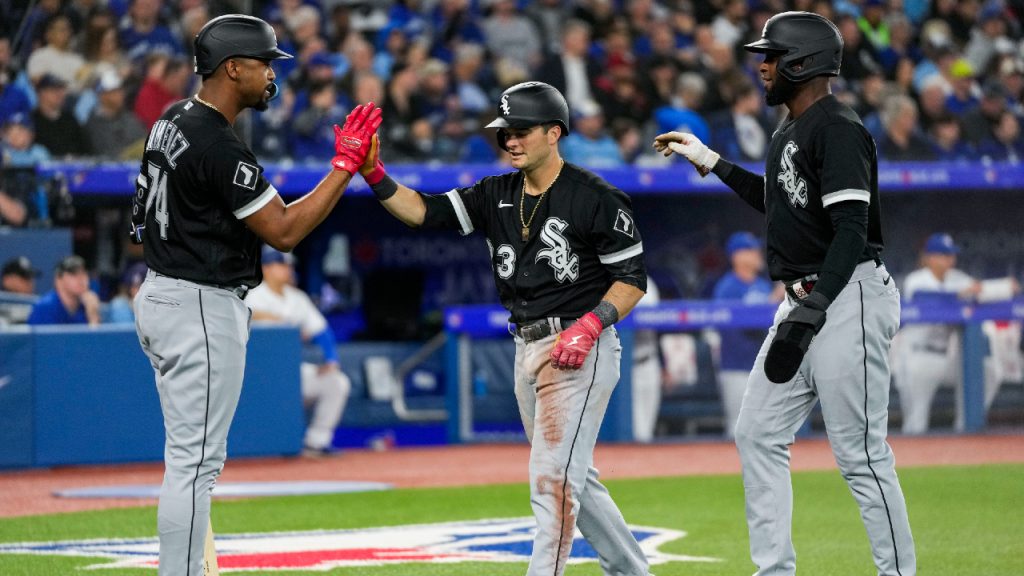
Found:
[355,81,651,575]
[130,15,382,576]
[656,11,915,576]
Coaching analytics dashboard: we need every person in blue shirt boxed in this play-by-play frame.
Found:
[105,261,147,324]
[27,255,101,325]
[559,98,624,168]
[653,72,710,146]
[712,232,783,437]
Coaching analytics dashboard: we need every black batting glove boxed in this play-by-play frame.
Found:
[764,291,829,384]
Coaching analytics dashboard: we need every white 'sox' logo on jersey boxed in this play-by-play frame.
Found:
[536,217,579,283]
[777,140,808,208]
[0,518,719,571]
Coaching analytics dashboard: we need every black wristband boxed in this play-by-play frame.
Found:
[370,174,398,201]
[591,300,619,328]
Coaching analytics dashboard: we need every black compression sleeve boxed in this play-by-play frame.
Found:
[711,159,766,213]
[811,200,869,305]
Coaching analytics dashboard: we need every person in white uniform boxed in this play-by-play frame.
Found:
[247,246,351,455]
[631,276,662,442]
[892,232,1020,434]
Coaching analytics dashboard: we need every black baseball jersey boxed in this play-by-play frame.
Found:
[420,163,647,324]
[131,99,278,288]
[763,95,883,280]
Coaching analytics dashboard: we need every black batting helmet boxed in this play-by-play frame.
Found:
[486,81,570,136]
[744,11,843,83]
[194,14,293,76]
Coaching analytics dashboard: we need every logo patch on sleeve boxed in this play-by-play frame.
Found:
[233,161,259,190]
[613,209,635,238]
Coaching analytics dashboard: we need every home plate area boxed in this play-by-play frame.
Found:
[0,518,719,571]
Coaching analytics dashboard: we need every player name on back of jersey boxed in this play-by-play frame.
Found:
[145,118,191,169]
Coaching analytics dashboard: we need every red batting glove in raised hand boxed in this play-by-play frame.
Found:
[331,102,384,175]
[550,312,603,370]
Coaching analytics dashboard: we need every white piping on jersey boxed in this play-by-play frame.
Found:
[445,189,474,235]
[821,188,870,207]
[599,242,644,265]
[233,184,278,219]
[136,174,146,188]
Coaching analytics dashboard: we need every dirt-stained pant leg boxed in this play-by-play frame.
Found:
[736,262,916,576]
[136,276,250,576]
[515,328,649,576]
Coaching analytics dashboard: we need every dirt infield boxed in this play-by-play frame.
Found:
[1,433,1021,519]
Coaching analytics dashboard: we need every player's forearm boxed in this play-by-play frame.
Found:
[602,281,646,321]
[263,170,352,251]
[712,159,767,213]
[380,183,427,227]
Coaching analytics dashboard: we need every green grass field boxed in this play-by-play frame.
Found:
[0,464,1020,575]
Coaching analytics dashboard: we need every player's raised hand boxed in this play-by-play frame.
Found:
[550,313,603,370]
[653,131,719,177]
[359,134,388,185]
[331,102,383,175]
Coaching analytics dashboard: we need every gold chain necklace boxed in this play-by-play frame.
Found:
[520,159,564,241]
[193,94,220,113]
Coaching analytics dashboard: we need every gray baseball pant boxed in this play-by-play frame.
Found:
[515,326,650,576]
[135,272,250,576]
[735,261,916,576]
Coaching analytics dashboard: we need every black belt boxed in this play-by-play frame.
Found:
[152,271,249,300]
[514,317,577,343]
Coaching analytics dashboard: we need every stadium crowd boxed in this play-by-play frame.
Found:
[0,0,1022,170]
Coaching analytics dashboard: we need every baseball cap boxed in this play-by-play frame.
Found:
[36,73,69,91]
[726,231,761,256]
[924,233,959,255]
[55,255,87,275]
[1,256,41,279]
[2,111,33,130]
[95,70,123,93]
[261,245,295,265]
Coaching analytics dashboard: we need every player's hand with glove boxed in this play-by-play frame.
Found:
[550,313,603,370]
[652,131,719,177]
[359,134,387,185]
[764,292,829,383]
[331,102,383,175]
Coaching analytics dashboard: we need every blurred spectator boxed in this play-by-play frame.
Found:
[290,81,347,162]
[962,80,1013,145]
[247,247,351,457]
[710,0,749,48]
[118,0,183,63]
[995,56,1024,110]
[572,0,617,40]
[134,55,191,129]
[632,276,661,443]
[892,233,1021,434]
[2,112,51,168]
[415,58,451,131]
[481,0,543,72]
[878,93,936,161]
[27,255,101,326]
[612,118,644,164]
[536,19,599,113]
[1,257,39,295]
[857,0,890,50]
[85,71,146,160]
[928,113,973,161]
[712,232,783,438]
[337,37,376,98]
[381,62,431,162]
[915,74,950,131]
[642,54,679,110]
[708,78,770,163]
[31,74,90,157]
[25,14,85,91]
[964,4,1012,74]
[944,58,979,115]
[526,0,572,57]
[372,24,408,82]
[76,10,131,100]
[836,13,883,83]
[653,72,710,148]
[560,99,623,168]
[15,0,66,64]
[978,110,1024,163]
[451,43,490,115]
[877,13,922,79]
[0,37,34,126]
[105,261,146,323]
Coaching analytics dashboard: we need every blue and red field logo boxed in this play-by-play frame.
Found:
[0,517,718,571]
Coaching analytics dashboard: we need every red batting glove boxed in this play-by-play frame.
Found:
[331,102,384,175]
[550,312,603,370]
